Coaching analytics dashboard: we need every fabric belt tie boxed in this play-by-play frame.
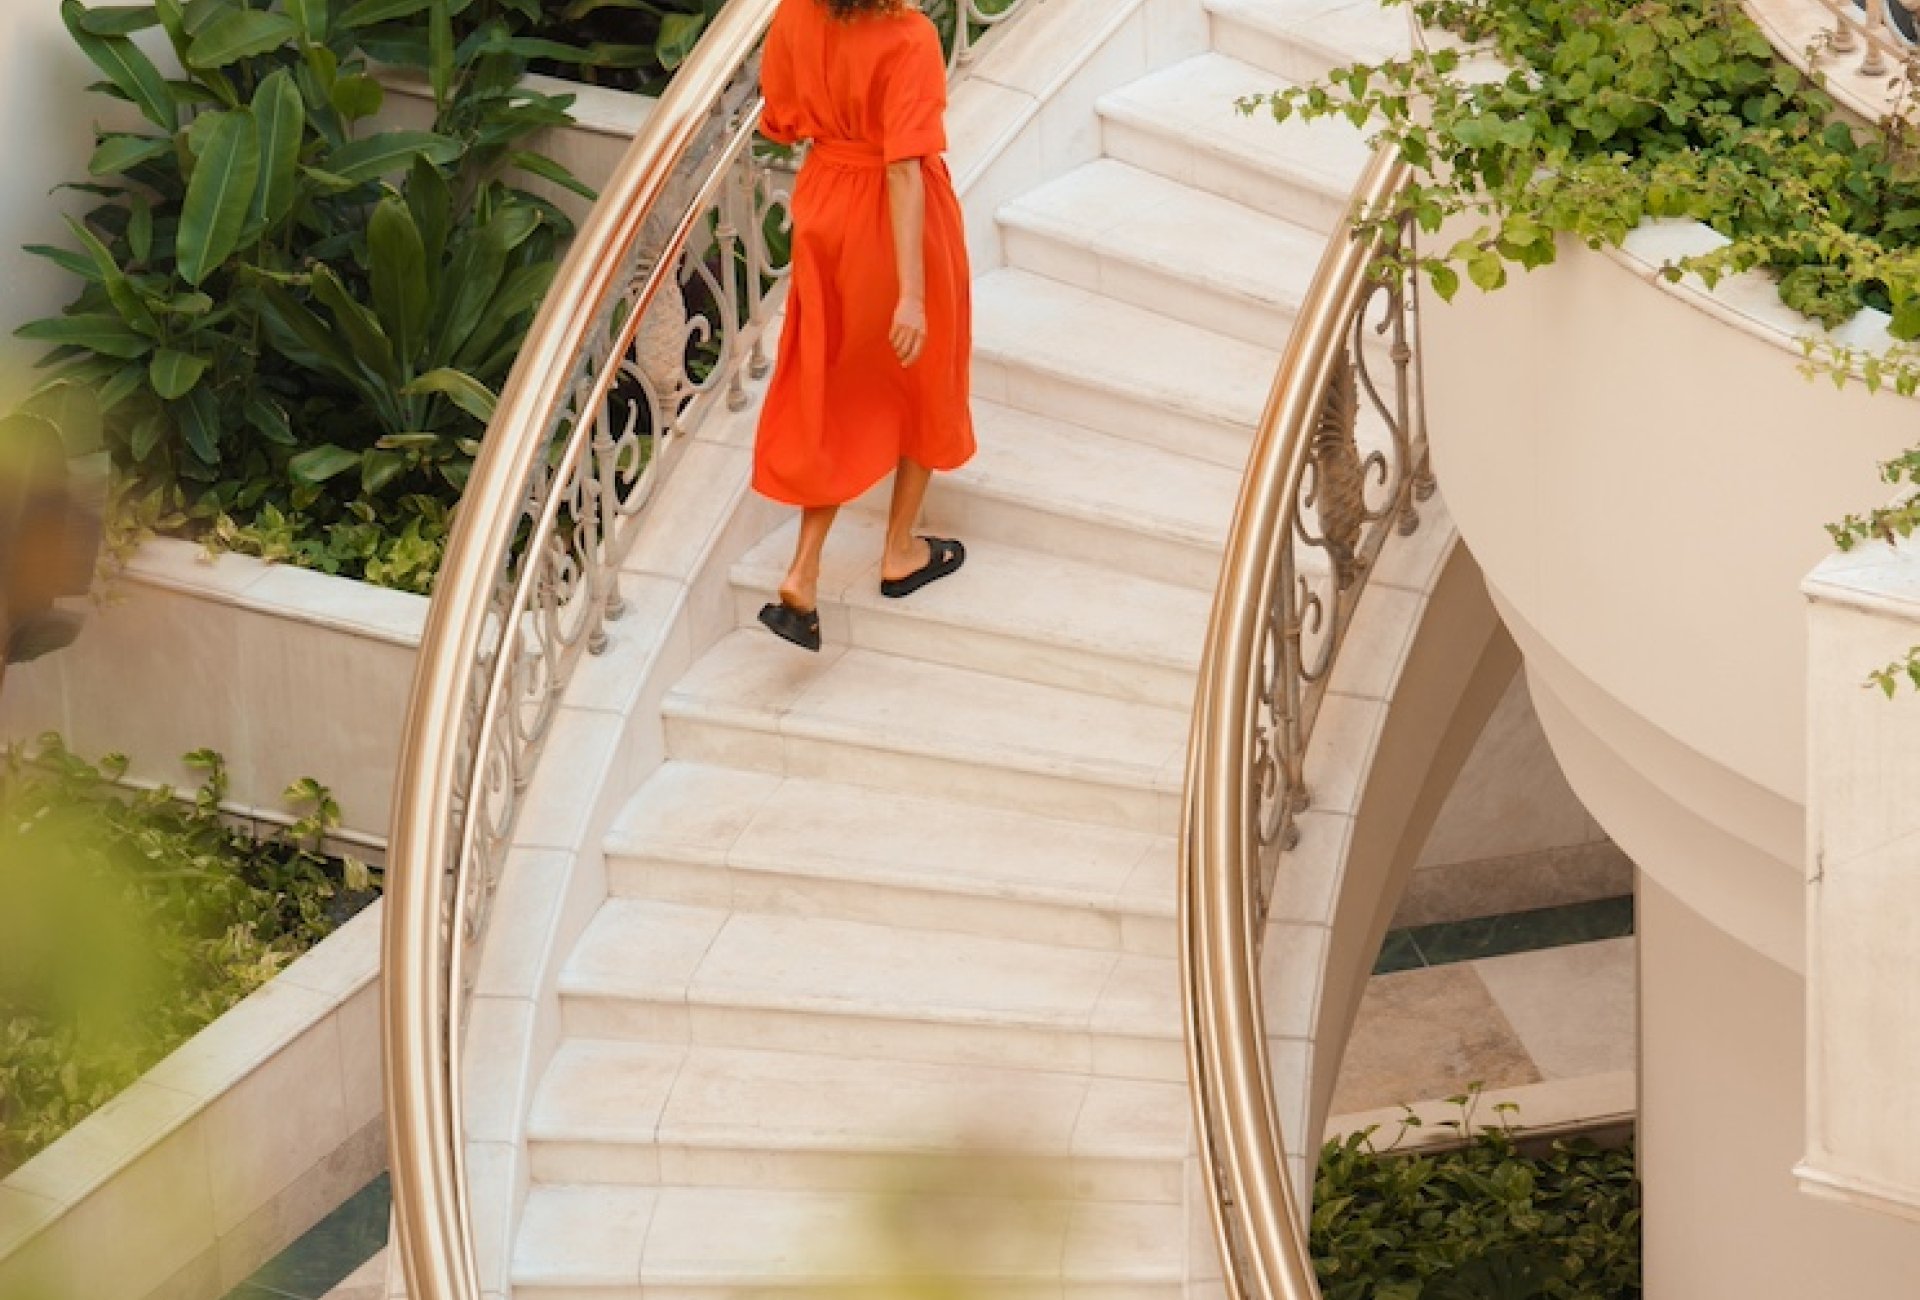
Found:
[809,139,888,170]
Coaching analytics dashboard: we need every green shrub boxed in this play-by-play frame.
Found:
[1312,1110,1641,1300]
[0,736,373,1176]
[17,0,590,593]
[1247,0,1920,678]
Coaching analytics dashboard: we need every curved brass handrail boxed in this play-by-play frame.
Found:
[1180,144,1428,1300]
[381,3,1045,1298]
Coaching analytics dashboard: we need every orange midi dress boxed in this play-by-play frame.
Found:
[753,0,976,507]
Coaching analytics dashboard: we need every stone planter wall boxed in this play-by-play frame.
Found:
[0,904,385,1300]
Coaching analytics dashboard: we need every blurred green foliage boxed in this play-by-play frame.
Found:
[0,736,374,1176]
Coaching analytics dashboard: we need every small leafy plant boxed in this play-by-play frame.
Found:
[0,736,374,1176]
[18,0,590,593]
[1311,1093,1641,1300]
[1245,0,1920,690]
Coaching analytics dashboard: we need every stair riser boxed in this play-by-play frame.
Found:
[1100,115,1350,234]
[1001,223,1299,352]
[527,1141,1184,1205]
[560,995,1185,1083]
[973,355,1252,472]
[726,582,1196,710]
[609,853,1178,958]
[661,714,1181,836]
[519,1284,1184,1300]
[1210,12,1350,84]
[922,482,1223,591]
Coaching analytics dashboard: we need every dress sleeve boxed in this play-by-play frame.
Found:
[759,14,802,146]
[881,17,947,164]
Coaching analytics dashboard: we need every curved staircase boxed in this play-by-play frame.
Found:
[501,3,1416,1295]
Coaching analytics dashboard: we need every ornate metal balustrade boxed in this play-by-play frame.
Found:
[381,2,1044,1298]
[1181,144,1428,1300]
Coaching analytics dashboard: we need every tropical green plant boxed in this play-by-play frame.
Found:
[16,0,590,592]
[1244,0,1920,690]
[1311,1097,1641,1300]
[0,736,373,1175]
[514,0,728,93]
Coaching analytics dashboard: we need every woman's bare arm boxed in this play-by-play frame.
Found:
[886,158,927,367]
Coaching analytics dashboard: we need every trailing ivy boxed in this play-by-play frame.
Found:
[1245,0,1920,688]
[1312,1104,1641,1300]
[0,737,373,1176]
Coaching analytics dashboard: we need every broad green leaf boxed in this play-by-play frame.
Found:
[254,280,364,390]
[329,73,384,121]
[286,0,328,42]
[325,130,460,184]
[311,266,401,386]
[62,0,178,130]
[288,443,361,484]
[185,9,298,70]
[655,12,707,70]
[77,5,161,35]
[407,155,451,272]
[176,384,220,463]
[369,196,430,368]
[16,313,154,359]
[244,395,296,446]
[360,448,406,494]
[175,109,260,286]
[340,0,433,25]
[249,70,305,232]
[149,348,211,399]
[430,212,510,361]
[128,194,153,263]
[25,244,103,283]
[98,362,148,412]
[401,368,497,422]
[508,150,595,201]
[428,0,453,108]
[63,216,160,338]
[455,261,554,369]
[179,0,224,36]
[88,134,172,176]
[130,411,166,460]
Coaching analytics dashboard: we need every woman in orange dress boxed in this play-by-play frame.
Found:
[753,0,975,652]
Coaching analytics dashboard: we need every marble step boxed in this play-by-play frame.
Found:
[1207,0,1411,84]
[526,1040,1188,1201]
[1097,52,1373,234]
[557,897,1185,1081]
[659,630,1190,834]
[972,268,1271,470]
[603,762,1177,956]
[929,401,1238,592]
[999,159,1329,349]
[512,1183,1184,1299]
[730,513,1208,709]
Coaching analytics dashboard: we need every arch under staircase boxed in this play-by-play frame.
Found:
[382,2,1511,1297]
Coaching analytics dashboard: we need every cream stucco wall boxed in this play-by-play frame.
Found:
[0,5,128,404]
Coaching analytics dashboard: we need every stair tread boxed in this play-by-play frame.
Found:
[975,267,1274,433]
[560,897,1182,1040]
[1097,52,1373,205]
[513,1183,1185,1286]
[1207,0,1410,67]
[606,761,1176,917]
[528,1039,1188,1159]
[662,629,1192,792]
[1000,158,1328,318]
[734,513,1212,673]
[949,400,1240,553]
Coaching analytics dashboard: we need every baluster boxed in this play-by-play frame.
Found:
[720,171,751,412]
[1864,0,1891,74]
[592,403,624,636]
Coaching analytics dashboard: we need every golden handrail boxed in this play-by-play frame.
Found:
[1181,144,1427,1300]
[381,2,1047,1297]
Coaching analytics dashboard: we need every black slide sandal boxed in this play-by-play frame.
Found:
[880,536,966,599]
[757,601,822,652]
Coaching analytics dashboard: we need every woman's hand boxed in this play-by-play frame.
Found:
[891,296,927,367]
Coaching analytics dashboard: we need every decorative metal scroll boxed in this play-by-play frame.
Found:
[1181,147,1430,1300]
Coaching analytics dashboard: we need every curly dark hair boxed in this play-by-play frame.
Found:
[820,0,908,17]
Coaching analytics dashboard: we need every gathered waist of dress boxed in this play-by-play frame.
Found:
[806,139,888,170]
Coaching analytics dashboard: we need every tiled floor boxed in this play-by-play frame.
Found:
[222,1174,389,1300]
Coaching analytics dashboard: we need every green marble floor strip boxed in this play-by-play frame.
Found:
[1372,895,1634,975]
[222,1173,391,1300]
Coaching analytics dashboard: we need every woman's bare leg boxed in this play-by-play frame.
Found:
[881,459,934,581]
[780,505,838,611]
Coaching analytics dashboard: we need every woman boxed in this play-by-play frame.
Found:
[752,0,975,653]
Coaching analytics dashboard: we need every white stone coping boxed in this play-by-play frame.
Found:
[121,537,427,650]
[1802,535,1920,620]
[0,902,386,1300]
[1324,1069,1637,1155]
[377,69,659,140]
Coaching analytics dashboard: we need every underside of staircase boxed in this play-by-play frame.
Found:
[506,2,1410,1295]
